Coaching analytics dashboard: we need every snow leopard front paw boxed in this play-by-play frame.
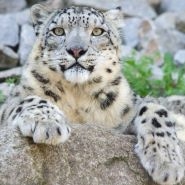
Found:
[11,96,71,145]
[135,103,185,185]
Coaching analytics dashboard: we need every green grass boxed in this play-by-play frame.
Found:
[5,76,20,85]
[0,76,20,104]
[0,90,5,104]
[123,52,185,97]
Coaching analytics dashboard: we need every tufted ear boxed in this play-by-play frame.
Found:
[31,4,51,36]
[104,7,123,28]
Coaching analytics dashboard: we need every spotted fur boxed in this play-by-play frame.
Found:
[0,4,185,185]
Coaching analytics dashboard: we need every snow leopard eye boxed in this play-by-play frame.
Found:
[92,28,105,36]
[52,27,65,36]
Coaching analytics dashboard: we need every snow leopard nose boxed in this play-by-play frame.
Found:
[67,47,87,59]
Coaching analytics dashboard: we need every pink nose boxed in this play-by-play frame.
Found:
[67,47,87,59]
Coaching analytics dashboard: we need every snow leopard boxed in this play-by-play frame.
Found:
[0,4,185,185]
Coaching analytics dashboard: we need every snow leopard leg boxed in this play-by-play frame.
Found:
[134,102,184,185]
[4,95,71,145]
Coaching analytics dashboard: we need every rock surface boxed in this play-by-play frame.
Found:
[0,15,19,47]
[69,0,157,18]
[176,13,185,34]
[147,0,161,6]
[0,45,18,69]
[0,83,15,99]
[174,50,185,65]
[0,124,155,185]
[0,0,26,14]
[160,0,185,13]
[19,24,35,65]
[12,9,32,26]
[0,123,185,185]
[157,29,185,54]
[124,18,143,47]
[155,12,177,30]
[0,67,22,82]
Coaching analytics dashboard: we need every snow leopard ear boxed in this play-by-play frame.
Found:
[104,7,123,28]
[31,4,51,36]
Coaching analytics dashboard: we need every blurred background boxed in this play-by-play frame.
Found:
[0,0,185,102]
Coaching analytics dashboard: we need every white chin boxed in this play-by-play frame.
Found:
[64,68,90,83]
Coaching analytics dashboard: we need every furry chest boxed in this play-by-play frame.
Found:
[56,93,92,124]
[57,98,123,128]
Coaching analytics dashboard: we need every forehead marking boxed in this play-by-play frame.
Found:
[52,7,105,27]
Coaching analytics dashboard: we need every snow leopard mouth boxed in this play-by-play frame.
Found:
[60,63,94,72]
[68,63,86,71]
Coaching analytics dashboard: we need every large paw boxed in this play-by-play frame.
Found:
[135,103,185,185]
[12,97,71,145]
[135,143,184,185]
[19,118,71,145]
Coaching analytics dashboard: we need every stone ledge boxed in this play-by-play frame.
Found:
[0,124,184,185]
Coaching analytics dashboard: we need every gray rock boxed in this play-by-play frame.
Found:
[120,0,157,18]
[0,67,22,82]
[160,0,185,13]
[44,0,64,9]
[147,0,161,6]
[19,24,36,65]
[137,18,185,55]
[138,19,162,55]
[0,0,27,14]
[0,45,18,69]
[0,123,185,185]
[0,83,15,101]
[68,0,157,18]
[174,50,185,65]
[0,15,19,47]
[176,13,185,34]
[121,45,138,58]
[13,9,31,25]
[0,124,157,185]
[124,18,143,48]
[151,65,163,80]
[27,0,46,6]
[0,9,31,27]
[157,29,185,54]
[155,12,177,30]
[155,12,185,34]
[153,13,185,54]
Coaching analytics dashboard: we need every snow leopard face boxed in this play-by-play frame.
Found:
[31,5,123,83]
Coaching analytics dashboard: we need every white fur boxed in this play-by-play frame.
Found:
[64,68,90,83]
